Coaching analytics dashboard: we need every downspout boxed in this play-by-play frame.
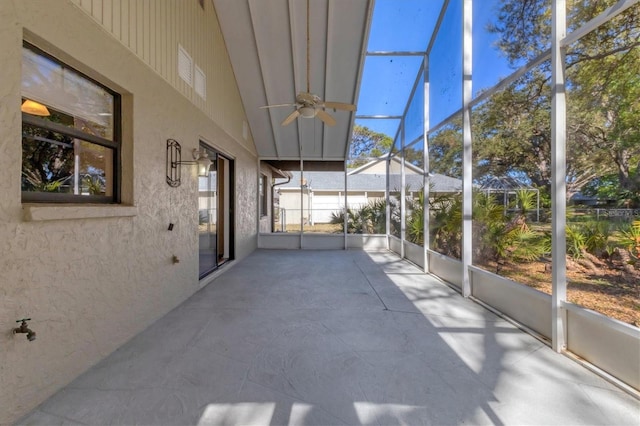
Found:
[271,171,291,233]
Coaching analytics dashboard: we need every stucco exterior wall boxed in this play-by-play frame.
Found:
[0,1,257,423]
[258,164,277,234]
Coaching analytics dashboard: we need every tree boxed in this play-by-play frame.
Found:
[476,0,640,205]
[472,68,555,189]
[22,124,74,192]
[428,120,463,178]
[349,124,393,168]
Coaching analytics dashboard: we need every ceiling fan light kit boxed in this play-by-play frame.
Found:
[260,0,356,127]
[299,106,316,118]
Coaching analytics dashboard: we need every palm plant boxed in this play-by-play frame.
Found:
[84,175,104,195]
[474,190,549,272]
[566,224,587,259]
[330,198,387,234]
[406,188,425,245]
[430,191,463,259]
[619,220,640,262]
[512,189,537,224]
[582,221,611,256]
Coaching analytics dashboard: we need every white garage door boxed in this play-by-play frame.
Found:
[311,194,342,223]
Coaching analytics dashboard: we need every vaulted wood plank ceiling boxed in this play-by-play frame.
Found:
[213,0,373,162]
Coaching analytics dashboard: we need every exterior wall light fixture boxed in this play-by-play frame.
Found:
[166,138,212,187]
[21,99,50,116]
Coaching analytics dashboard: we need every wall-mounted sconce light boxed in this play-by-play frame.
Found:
[21,99,50,116]
[166,139,212,187]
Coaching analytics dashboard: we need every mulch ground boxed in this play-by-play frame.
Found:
[496,259,639,327]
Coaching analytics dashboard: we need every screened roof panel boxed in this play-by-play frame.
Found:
[367,0,444,52]
[404,68,425,145]
[357,55,424,117]
[472,0,526,97]
[353,118,400,143]
[429,0,463,127]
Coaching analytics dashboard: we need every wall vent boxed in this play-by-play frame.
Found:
[195,65,206,99]
[178,44,193,87]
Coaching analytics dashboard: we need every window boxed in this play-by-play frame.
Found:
[21,42,120,203]
[259,174,268,217]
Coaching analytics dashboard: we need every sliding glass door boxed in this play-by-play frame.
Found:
[198,143,234,278]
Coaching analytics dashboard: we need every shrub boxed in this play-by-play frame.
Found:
[619,220,640,261]
[566,224,587,259]
[330,199,387,234]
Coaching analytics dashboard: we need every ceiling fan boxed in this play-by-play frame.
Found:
[260,0,356,127]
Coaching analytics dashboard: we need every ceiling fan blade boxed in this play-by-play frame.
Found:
[316,109,336,127]
[260,103,297,109]
[322,101,356,111]
[281,110,301,126]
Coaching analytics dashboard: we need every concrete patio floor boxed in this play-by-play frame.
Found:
[19,249,639,425]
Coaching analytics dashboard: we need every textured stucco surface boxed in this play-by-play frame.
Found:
[259,164,279,234]
[0,1,257,423]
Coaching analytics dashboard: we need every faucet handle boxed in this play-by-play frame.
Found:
[16,318,31,323]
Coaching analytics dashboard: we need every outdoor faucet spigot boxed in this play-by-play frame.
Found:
[13,318,36,342]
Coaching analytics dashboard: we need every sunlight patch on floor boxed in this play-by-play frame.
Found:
[198,402,276,425]
[197,402,317,425]
[353,402,424,424]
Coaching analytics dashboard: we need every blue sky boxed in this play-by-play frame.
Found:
[355,0,514,144]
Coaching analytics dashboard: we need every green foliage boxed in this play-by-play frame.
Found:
[421,189,551,270]
[619,220,640,261]
[488,0,551,65]
[428,121,463,179]
[472,191,549,271]
[565,221,612,259]
[430,192,463,259]
[21,175,66,192]
[330,198,387,234]
[84,175,104,195]
[513,189,536,215]
[566,224,588,259]
[22,124,74,192]
[407,216,424,246]
[405,188,425,246]
[348,125,393,168]
[582,221,612,255]
[472,191,508,265]
[477,0,640,203]
[505,227,551,263]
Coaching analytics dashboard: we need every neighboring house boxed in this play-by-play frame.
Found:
[570,192,616,207]
[276,157,462,225]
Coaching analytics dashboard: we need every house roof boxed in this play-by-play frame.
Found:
[479,176,535,191]
[277,170,461,193]
[347,155,423,175]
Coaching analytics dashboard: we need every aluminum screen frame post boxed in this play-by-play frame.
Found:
[551,0,568,352]
[344,160,348,250]
[400,121,406,260]
[461,0,473,297]
[386,156,391,249]
[423,54,430,273]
